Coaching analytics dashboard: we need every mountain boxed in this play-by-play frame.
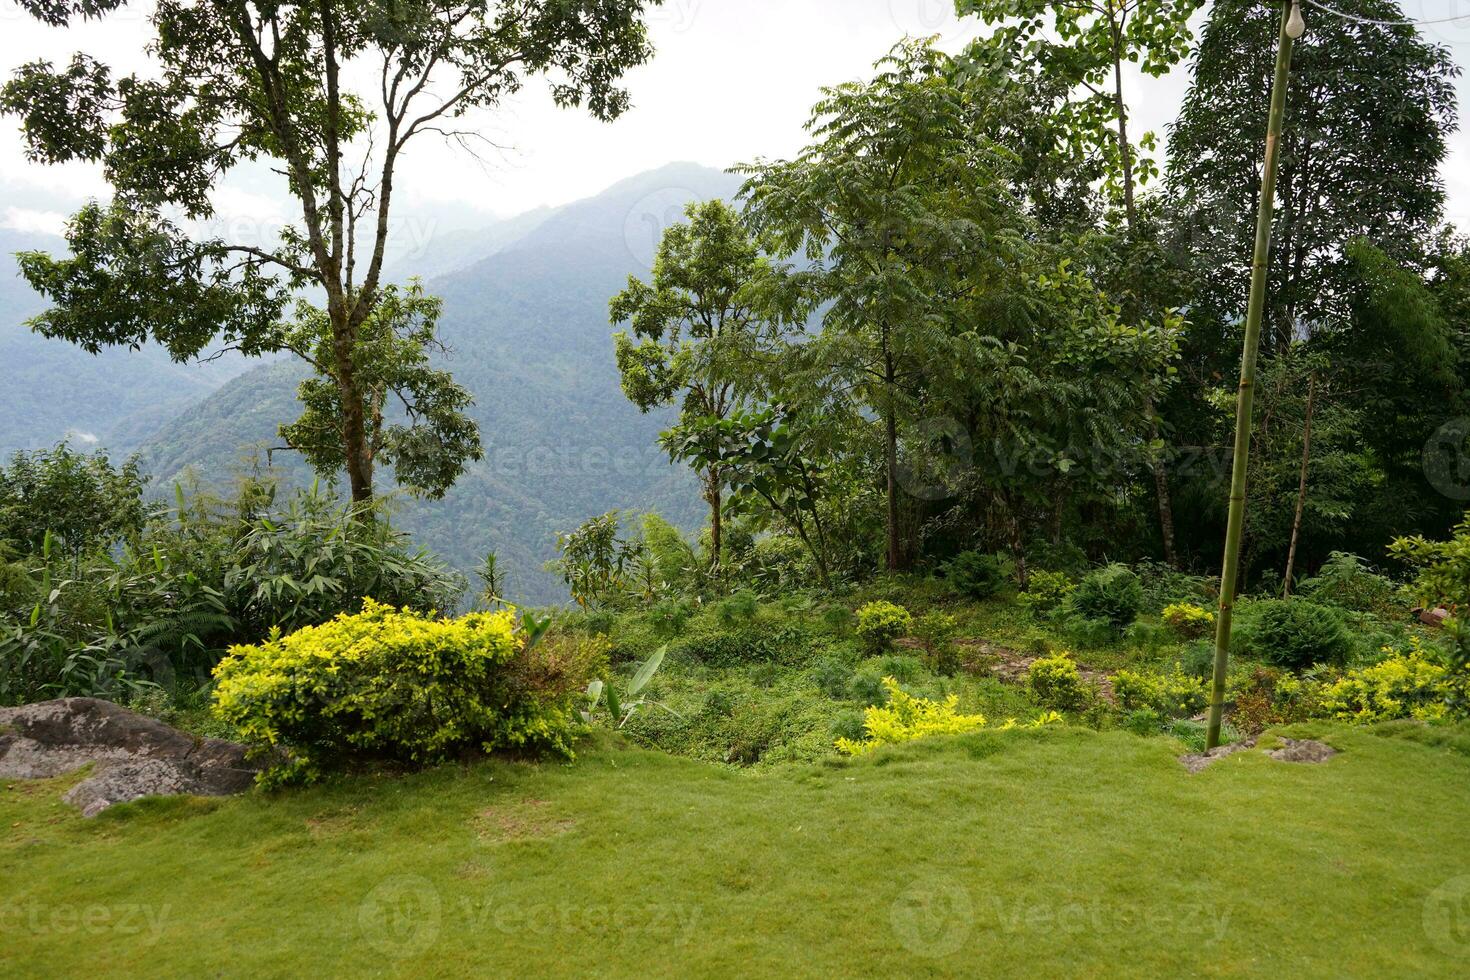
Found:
[0,228,251,455]
[137,162,745,603]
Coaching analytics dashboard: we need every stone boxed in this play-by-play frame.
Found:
[1266,737,1338,764]
[0,698,259,816]
[1179,738,1256,773]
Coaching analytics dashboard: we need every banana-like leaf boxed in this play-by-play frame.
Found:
[605,680,623,722]
[628,645,666,697]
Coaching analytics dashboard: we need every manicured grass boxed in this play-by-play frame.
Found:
[4,725,1470,977]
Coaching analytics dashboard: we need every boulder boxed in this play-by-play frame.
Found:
[0,698,259,817]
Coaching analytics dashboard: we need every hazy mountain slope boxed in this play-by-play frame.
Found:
[0,228,248,455]
[138,162,744,603]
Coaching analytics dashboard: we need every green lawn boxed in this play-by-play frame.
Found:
[4,725,1469,977]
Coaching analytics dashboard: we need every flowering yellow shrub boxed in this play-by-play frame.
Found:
[1161,602,1214,638]
[212,599,585,786]
[1320,639,1456,723]
[835,678,1059,755]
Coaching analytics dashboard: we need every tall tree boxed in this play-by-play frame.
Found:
[958,0,1203,565]
[738,41,1025,572]
[610,200,797,573]
[1168,0,1459,346]
[2,0,661,502]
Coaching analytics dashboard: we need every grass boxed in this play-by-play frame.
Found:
[5,725,1470,977]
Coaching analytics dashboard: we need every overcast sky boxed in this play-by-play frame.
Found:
[1,0,1468,237]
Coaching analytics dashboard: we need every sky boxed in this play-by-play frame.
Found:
[0,0,1468,237]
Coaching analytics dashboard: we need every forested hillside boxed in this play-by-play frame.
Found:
[0,228,245,454]
[137,163,741,602]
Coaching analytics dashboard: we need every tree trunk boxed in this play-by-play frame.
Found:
[707,468,723,581]
[1110,28,1137,228]
[330,303,373,505]
[883,347,901,573]
[1282,372,1316,598]
[1148,412,1179,568]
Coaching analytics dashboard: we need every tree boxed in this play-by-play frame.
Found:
[957,0,1201,226]
[2,0,661,502]
[0,443,147,565]
[611,200,797,573]
[277,281,481,499]
[739,41,1027,572]
[957,0,1203,565]
[1168,0,1459,346]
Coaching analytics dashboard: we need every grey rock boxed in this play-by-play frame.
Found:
[1179,738,1257,773]
[0,698,258,816]
[1266,737,1338,764]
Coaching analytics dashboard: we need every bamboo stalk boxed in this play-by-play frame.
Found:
[1206,0,1302,750]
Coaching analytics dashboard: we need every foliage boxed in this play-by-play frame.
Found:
[1068,564,1144,627]
[227,482,463,638]
[0,443,146,564]
[1161,602,1214,639]
[1320,638,1466,723]
[911,611,960,675]
[550,511,638,611]
[1112,664,1206,718]
[1391,514,1470,609]
[1025,652,1087,712]
[584,646,670,730]
[612,199,798,568]
[1295,552,1403,618]
[1239,599,1353,672]
[1017,569,1075,614]
[944,551,1015,600]
[854,601,912,655]
[834,677,991,755]
[276,285,483,499]
[213,600,585,787]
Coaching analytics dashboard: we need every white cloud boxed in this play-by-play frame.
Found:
[2,205,66,236]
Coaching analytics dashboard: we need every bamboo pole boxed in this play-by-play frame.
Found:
[1206,0,1304,750]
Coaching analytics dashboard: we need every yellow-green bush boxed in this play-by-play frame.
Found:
[1017,569,1075,614]
[212,599,589,786]
[854,601,912,654]
[836,678,1058,755]
[1026,652,1087,712]
[1320,639,1461,723]
[1113,664,1208,718]
[1161,602,1214,639]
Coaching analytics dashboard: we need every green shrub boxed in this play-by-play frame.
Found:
[877,653,923,684]
[714,590,760,627]
[1017,570,1075,614]
[1026,652,1087,712]
[1179,640,1216,680]
[212,600,590,786]
[1112,665,1208,718]
[1161,602,1215,639]
[1068,565,1143,628]
[855,601,912,654]
[1296,552,1404,618]
[674,623,811,668]
[1239,598,1353,671]
[944,551,1015,600]
[911,611,960,675]
[1320,637,1466,722]
[811,656,852,699]
[848,670,887,705]
[1122,708,1165,736]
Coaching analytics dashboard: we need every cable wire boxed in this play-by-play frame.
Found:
[1300,0,1470,28]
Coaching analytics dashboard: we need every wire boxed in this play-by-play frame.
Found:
[1300,0,1470,28]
